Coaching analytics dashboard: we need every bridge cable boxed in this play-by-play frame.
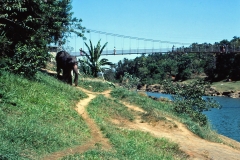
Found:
[122,36,124,55]
[159,41,161,52]
[129,38,131,54]
[152,40,154,53]
[86,29,191,46]
[137,38,139,54]
[113,35,116,55]
[106,34,108,54]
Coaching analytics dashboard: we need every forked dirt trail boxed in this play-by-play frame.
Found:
[44,86,240,160]
[43,89,112,160]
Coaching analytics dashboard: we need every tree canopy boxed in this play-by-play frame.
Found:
[115,37,240,84]
[0,0,86,77]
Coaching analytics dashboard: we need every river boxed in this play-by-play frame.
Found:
[146,92,240,142]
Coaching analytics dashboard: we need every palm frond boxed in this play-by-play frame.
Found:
[99,42,108,57]
[82,39,113,77]
[99,58,114,66]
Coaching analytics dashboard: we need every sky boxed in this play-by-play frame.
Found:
[66,0,240,63]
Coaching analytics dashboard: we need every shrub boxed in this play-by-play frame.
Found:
[4,43,49,78]
[121,72,140,90]
[162,79,221,126]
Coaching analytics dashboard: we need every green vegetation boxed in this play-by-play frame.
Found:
[62,95,187,159]
[162,80,221,126]
[0,71,89,159]
[211,81,240,92]
[121,72,140,90]
[0,0,85,77]
[110,88,221,142]
[0,1,238,158]
[78,79,113,92]
[0,70,227,159]
[79,40,113,77]
[114,37,240,84]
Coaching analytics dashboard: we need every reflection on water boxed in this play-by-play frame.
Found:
[146,92,240,142]
[203,96,240,142]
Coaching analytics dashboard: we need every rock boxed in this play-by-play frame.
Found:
[144,83,240,99]
[229,92,240,98]
[222,91,231,96]
[137,84,147,91]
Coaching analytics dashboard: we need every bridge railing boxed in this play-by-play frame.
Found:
[71,45,240,57]
[171,45,240,53]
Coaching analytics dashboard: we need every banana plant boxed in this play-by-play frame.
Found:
[81,40,113,77]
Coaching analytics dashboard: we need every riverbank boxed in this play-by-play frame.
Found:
[138,83,240,98]
[2,70,240,159]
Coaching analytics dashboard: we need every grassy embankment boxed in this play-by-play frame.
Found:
[0,71,89,159]
[183,78,240,93]
[211,81,240,92]
[1,70,225,159]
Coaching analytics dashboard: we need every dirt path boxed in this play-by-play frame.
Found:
[111,102,240,160]
[43,90,112,160]
[43,86,240,160]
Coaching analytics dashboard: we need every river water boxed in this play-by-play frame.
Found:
[146,92,240,142]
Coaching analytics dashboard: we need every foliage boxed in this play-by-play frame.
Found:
[115,52,207,84]
[78,56,92,76]
[7,43,48,77]
[0,31,12,55]
[121,72,140,90]
[0,71,89,159]
[115,37,240,84]
[0,31,12,69]
[0,0,86,78]
[175,54,192,80]
[80,40,113,77]
[103,68,117,82]
[62,95,187,160]
[0,70,225,159]
[161,80,221,126]
[110,87,222,142]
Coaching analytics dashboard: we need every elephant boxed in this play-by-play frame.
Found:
[56,51,78,86]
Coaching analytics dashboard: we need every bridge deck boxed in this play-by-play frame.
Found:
[72,51,240,57]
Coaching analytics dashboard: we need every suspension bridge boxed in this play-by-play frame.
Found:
[51,29,240,58]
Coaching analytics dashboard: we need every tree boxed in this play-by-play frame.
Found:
[121,72,140,90]
[0,0,85,77]
[175,54,192,81]
[81,40,113,77]
[162,80,221,126]
[161,58,177,76]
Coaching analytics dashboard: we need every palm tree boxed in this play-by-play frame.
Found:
[81,40,113,77]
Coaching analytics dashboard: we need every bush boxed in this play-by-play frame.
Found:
[121,72,140,90]
[162,80,221,126]
[3,43,49,78]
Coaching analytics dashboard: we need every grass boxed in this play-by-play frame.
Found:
[0,70,227,159]
[62,95,188,160]
[211,81,240,92]
[0,71,90,159]
[110,88,222,143]
[182,78,240,92]
[78,79,113,92]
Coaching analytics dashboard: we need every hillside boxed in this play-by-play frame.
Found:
[44,86,240,160]
[1,70,240,160]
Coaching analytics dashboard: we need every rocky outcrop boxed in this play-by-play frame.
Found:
[229,91,240,98]
[146,84,162,92]
[138,84,167,94]
[139,84,240,98]
[205,87,240,98]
